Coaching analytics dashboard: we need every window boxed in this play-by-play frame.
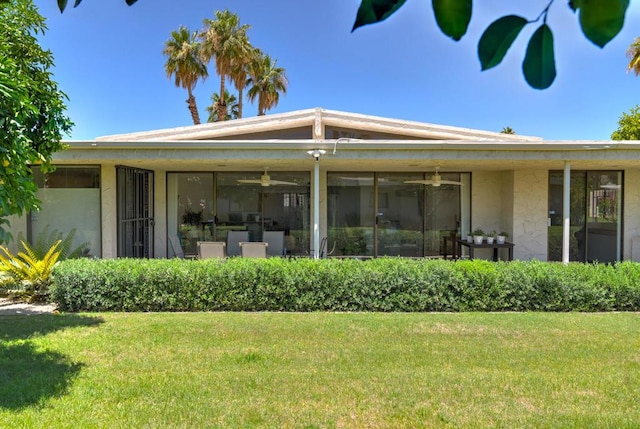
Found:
[30,166,101,257]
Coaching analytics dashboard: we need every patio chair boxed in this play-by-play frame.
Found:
[226,230,249,257]
[263,231,285,257]
[239,242,269,258]
[168,235,197,259]
[318,237,336,258]
[168,235,184,258]
[197,241,226,259]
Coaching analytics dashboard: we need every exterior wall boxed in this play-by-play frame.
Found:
[512,170,548,260]
[101,164,117,258]
[624,169,640,261]
[501,172,514,238]
[471,171,512,260]
[4,214,27,253]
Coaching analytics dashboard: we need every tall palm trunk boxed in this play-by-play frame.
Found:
[217,75,229,122]
[187,87,201,125]
[237,86,244,119]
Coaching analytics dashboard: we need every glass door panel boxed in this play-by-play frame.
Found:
[585,171,621,263]
[376,173,424,257]
[327,173,374,257]
[548,171,621,262]
[216,172,310,256]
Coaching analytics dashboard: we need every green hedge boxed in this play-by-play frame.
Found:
[49,258,640,312]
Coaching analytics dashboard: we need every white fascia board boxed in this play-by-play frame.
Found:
[67,139,629,151]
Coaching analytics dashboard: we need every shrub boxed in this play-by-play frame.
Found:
[18,225,90,260]
[50,258,640,313]
[0,240,62,302]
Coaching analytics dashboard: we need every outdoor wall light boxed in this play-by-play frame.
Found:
[307,149,326,161]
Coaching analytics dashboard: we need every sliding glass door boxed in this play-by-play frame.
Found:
[548,171,622,262]
[327,172,470,257]
[167,172,310,257]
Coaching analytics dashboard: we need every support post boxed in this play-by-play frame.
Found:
[313,159,320,259]
[562,161,571,264]
[307,149,326,259]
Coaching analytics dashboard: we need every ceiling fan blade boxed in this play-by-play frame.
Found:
[440,180,463,186]
[403,180,435,185]
[268,180,298,186]
[237,179,262,184]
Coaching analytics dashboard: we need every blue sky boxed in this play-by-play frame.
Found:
[34,0,640,141]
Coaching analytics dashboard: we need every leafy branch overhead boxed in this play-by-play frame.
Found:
[353,0,631,89]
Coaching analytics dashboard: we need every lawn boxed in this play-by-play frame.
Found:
[1,312,639,428]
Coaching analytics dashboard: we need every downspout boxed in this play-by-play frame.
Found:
[562,161,571,264]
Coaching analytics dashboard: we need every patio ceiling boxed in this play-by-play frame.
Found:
[56,139,637,172]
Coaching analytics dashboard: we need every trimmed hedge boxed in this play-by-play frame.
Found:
[49,257,640,312]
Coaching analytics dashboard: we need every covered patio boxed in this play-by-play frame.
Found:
[9,108,640,264]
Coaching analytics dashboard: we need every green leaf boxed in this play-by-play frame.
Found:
[568,0,583,12]
[352,0,407,31]
[576,0,629,47]
[432,0,472,41]
[522,24,556,90]
[57,0,68,12]
[478,15,527,71]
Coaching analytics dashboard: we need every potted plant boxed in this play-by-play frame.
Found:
[472,228,485,245]
[487,230,496,244]
[497,231,509,244]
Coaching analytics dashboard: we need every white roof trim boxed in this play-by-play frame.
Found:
[95,107,541,142]
[69,139,624,151]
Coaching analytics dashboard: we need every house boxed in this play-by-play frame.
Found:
[8,107,639,263]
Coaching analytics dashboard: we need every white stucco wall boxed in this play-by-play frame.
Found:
[470,171,512,260]
[624,169,640,261]
[155,171,167,258]
[512,170,548,261]
[101,164,117,258]
[4,214,27,253]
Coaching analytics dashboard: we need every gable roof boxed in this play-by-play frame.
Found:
[96,107,541,142]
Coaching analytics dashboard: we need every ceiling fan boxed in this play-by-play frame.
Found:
[403,167,463,187]
[237,169,298,187]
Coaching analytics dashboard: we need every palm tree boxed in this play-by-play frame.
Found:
[228,46,256,119]
[207,90,239,122]
[162,26,208,125]
[200,10,251,121]
[500,126,515,134]
[627,37,640,76]
[246,51,288,116]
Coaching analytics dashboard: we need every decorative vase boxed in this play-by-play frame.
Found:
[473,235,484,245]
[497,235,506,244]
[466,235,473,243]
[487,236,495,244]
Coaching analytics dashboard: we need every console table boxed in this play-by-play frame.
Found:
[457,239,514,261]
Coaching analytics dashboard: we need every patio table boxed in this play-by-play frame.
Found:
[457,239,514,261]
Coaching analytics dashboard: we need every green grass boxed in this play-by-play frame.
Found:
[1,312,639,428]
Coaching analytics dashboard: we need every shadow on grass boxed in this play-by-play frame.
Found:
[0,314,103,410]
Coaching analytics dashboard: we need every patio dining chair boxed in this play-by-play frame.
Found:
[239,242,269,258]
[226,230,249,257]
[263,230,285,257]
[168,235,184,258]
[197,241,226,259]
